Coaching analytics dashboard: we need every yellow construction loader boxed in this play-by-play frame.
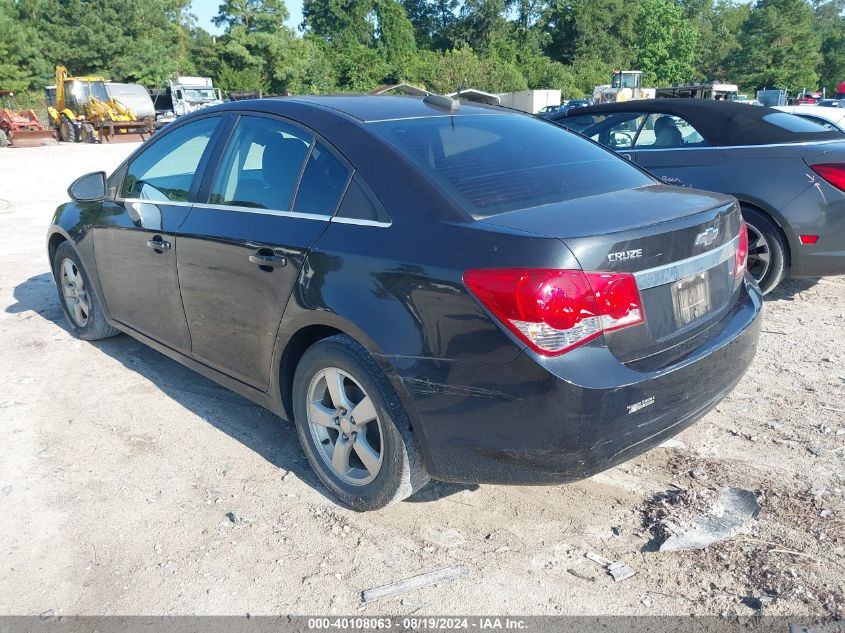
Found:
[47,66,151,143]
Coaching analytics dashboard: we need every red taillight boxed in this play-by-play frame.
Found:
[799,234,819,244]
[734,220,748,278]
[809,163,845,192]
[463,268,644,356]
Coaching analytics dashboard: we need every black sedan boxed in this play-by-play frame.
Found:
[548,100,845,293]
[48,96,761,510]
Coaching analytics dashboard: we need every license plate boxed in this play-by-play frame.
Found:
[672,273,711,326]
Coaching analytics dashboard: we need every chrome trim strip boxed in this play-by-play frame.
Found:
[629,138,845,152]
[329,216,392,228]
[190,202,331,221]
[116,197,193,208]
[634,236,739,290]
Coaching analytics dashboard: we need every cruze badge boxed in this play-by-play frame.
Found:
[607,249,642,262]
[695,226,719,247]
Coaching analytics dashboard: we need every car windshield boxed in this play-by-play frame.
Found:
[370,114,653,218]
[69,80,109,104]
[184,88,217,102]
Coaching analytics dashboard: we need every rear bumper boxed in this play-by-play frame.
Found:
[780,184,845,277]
[390,279,763,484]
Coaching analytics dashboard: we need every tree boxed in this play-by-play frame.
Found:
[375,0,418,80]
[814,0,845,92]
[695,0,750,81]
[634,0,699,86]
[732,0,821,91]
[401,0,457,49]
[542,0,637,69]
[302,0,375,45]
[213,0,289,32]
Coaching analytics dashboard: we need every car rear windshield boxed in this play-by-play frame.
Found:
[369,114,654,217]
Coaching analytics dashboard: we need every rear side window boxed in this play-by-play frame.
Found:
[370,114,653,217]
[121,116,219,202]
[763,112,834,133]
[335,175,391,224]
[292,142,350,215]
[209,115,312,211]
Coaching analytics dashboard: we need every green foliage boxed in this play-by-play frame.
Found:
[732,0,821,90]
[634,0,699,86]
[0,0,843,105]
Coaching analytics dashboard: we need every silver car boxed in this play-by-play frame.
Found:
[550,99,845,293]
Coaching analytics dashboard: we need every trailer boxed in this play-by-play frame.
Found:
[495,90,560,114]
[655,82,738,101]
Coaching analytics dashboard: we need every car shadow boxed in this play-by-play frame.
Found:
[7,272,473,507]
[765,276,820,301]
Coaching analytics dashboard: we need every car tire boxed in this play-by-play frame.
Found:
[740,206,788,295]
[52,241,120,341]
[292,334,429,511]
[0,129,10,147]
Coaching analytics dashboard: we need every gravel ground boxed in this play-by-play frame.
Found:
[0,143,843,618]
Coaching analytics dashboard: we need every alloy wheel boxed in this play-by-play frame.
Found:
[745,222,771,285]
[60,258,90,327]
[306,367,383,486]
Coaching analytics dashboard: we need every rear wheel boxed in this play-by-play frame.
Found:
[52,241,119,340]
[740,206,788,294]
[292,335,429,510]
[0,129,9,147]
[79,123,97,143]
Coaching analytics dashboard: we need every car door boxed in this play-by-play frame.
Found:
[176,113,351,390]
[631,112,723,188]
[94,115,222,354]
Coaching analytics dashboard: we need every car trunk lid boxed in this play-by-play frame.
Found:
[480,184,744,363]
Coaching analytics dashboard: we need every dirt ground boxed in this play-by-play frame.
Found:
[0,142,843,619]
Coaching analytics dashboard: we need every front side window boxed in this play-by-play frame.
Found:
[600,113,647,149]
[634,114,707,148]
[121,116,219,202]
[209,116,312,211]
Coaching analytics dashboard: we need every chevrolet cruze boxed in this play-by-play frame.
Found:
[47,96,762,510]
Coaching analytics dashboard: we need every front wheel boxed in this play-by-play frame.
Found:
[292,335,429,510]
[52,241,119,340]
[741,206,788,294]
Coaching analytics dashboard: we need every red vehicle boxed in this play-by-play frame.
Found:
[0,90,57,147]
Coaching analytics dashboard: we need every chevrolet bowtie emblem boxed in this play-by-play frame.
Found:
[694,226,719,247]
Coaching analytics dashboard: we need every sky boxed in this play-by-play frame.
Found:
[190,0,304,33]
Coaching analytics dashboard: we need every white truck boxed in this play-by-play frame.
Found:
[151,76,223,128]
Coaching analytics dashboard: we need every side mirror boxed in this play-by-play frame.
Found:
[68,171,107,202]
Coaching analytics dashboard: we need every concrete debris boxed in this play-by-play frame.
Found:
[658,438,686,450]
[585,551,636,582]
[659,487,761,552]
[690,469,709,481]
[819,509,832,519]
[807,445,825,457]
[226,511,243,525]
[361,565,469,603]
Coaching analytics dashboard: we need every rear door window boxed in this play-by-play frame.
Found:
[292,142,351,216]
[634,114,707,148]
[209,115,312,211]
[370,114,653,218]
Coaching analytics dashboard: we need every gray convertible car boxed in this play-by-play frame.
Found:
[549,100,845,293]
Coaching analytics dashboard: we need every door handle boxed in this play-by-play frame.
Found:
[249,253,287,268]
[146,237,171,251]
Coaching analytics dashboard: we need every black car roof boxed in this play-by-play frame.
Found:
[556,99,845,146]
[274,95,509,122]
